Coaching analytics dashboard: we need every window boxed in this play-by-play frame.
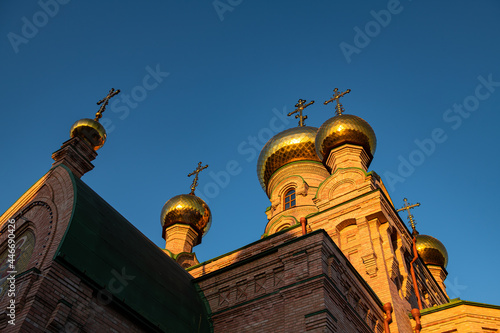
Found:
[284,189,296,209]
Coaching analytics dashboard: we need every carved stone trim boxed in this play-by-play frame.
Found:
[361,253,378,277]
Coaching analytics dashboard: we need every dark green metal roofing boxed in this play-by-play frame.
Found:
[54,165,211,332]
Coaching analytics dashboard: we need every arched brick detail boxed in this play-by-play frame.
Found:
[263,215,298,236]
[336,218,357,233]
[315,168,367,202]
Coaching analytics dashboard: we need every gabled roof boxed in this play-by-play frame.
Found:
[54,165,211,332]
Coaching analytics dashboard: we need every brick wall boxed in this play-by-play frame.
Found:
[191,229,385,332]
[0,166,157,332]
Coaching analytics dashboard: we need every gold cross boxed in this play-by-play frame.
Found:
[188,161,208,195]
[95,88,121,121]
[324,88,351,115]
[397,198,420,235]
[288,99,314,127]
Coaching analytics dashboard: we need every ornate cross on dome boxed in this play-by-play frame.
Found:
[397,198,420,235]
[95,88,121,121]
[324,88,351,115]
[188,161,208,195]
[288,99,315,127]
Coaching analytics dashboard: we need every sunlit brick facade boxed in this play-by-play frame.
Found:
[1,97,499,332]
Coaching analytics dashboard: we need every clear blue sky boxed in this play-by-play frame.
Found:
[1,1,499,305]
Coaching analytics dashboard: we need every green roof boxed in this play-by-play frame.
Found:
[411,298,500,317]
[54,165,211,332]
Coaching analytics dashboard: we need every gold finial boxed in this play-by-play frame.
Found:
[288,99,314,127]
[188,161,208,195]
[397,198,421,235]
[95,88,121,121]
[324,88,351,115]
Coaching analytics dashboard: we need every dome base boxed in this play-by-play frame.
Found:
[325,144,372,173]
[51,136,97,178]
[164,224,201,254]
[426,265,448,297]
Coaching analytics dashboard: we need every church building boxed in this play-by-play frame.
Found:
[1,88,499,332]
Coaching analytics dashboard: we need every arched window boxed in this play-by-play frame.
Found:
[284,189,296,209]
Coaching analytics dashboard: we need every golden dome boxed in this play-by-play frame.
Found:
[257,126,320,192]
[315,114,376,162]
[416,234,448,268]
[70,118,107,150]
[160,194,212,242]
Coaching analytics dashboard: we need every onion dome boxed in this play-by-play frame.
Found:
[315,114,376,162]
[70,118,106,150]
[257,126,320,192]
[69,88,120,150]
[416,234,448,268]
[160,194,212,241]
